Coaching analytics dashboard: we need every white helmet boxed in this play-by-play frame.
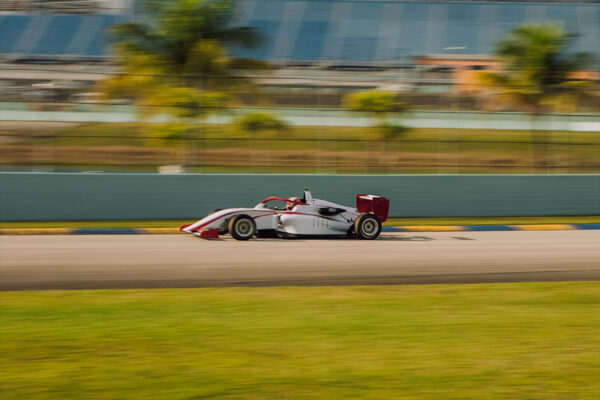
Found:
[286,197,298,210]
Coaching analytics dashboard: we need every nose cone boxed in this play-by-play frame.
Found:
[179,224,191,232]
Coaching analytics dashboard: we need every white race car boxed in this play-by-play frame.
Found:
[180,189,390,240]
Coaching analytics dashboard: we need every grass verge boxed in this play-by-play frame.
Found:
[3,123,599,173]
[1,282,599,399]
[0,216,598,229]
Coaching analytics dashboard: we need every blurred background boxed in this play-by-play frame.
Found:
[0,0,599,174]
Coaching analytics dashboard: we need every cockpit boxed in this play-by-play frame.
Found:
[255,189,313,211]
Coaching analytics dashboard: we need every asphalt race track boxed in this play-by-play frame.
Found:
[1,231,599,290]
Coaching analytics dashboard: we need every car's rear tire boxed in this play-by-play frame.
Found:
[354,213,382,240]
[228,215,256,241]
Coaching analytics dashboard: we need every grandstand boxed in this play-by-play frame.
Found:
[0,13,128,60]
[0,0,598,65]
[0,0,130,60]
[233,0,600,67]
[0,0,130,13]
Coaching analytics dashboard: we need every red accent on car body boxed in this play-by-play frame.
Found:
[199,229,220,238]
[356,194,390,222]
[261,196,307,205]
[195,210,244,230]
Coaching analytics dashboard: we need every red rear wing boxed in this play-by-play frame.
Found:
[356,194,390,222]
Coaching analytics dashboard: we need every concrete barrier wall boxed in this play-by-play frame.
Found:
[1,173,599,221]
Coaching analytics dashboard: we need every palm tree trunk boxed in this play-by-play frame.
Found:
[530,113,543,173]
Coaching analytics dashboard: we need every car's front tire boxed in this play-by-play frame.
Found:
[354,213,382,240]
[228,215,256,241]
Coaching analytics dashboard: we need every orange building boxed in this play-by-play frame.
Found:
[413,54,599,93]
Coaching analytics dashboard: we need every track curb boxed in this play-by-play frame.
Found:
[1,224,599,235]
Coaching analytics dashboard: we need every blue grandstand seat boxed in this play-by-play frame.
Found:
[234,0,285,59]
[0,1,598,66]
[300,0,332,21]
[497,2,527,29]
[0,15,32,53]
[235,19,281,59]
[444,3,480,54]
[291,21,329,61]
[340,37,378,61]
[251,0,286,21]
[572,4,600,54]
[66,15,102,56]
[337,2,382,61]
[348,1,381,21]
[32,15,82,55]
[84,15,121,57]
[545,4,579,32]
[400,2,430,23]
[288,0,332,61]
[396,4,429,58]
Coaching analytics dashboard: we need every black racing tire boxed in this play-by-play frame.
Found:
[228,215,256,241]
[354,213,382,240]
[208,209,228,234]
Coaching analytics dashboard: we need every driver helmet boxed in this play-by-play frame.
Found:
[286,197,298,211]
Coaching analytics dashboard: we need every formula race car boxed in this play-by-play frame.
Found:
[180,189,390,240]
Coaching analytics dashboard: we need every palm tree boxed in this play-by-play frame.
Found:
[343,90,408,139]
[481,24,593,168]
[236,112,288,170]
[236,112,288,137]
[100,0,266,171]
[344,90,409,171]
[102,0,267,108]
[149,87,228,167]
[485,24,593,113]
[112,0,264,88]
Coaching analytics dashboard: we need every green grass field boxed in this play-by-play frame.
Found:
[20,122,600,143]
[1,283,599,399]
[1,216,598,229]
[9,123,600,154]
[3,123,599,173]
